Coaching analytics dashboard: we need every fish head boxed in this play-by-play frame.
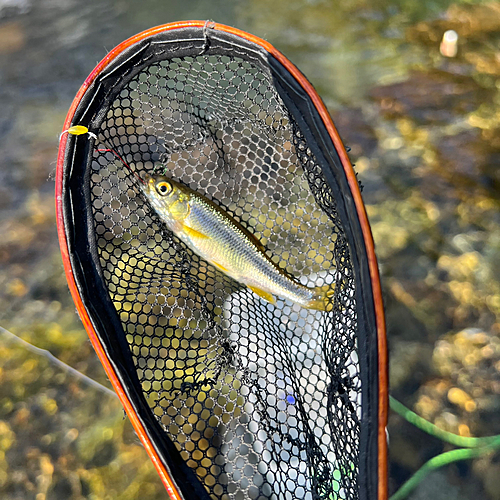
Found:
[141,173,191,227]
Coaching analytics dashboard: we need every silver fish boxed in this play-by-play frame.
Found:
[141,174,333,311]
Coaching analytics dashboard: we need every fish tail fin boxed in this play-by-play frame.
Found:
[307,285,335,312]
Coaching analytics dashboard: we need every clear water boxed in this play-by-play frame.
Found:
[1,0,499,498]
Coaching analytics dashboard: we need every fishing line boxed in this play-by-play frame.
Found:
[0,325,118,399]
[61,126,146,185]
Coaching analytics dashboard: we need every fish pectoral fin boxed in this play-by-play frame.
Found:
[248,285,276,305]
[212,261,229,273]
[181,223,210,240]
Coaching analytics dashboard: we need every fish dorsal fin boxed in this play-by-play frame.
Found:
[248,231,266,253]
[248,285,276,305]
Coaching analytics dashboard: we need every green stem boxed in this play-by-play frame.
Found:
[389,395,499,448]
[389,444,500,500]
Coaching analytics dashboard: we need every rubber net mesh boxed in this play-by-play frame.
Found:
[89,54,360,500]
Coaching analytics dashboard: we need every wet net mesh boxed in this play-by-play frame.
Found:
[87,52,361,499]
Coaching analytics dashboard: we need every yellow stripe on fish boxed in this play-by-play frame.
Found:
[141,174,334,311]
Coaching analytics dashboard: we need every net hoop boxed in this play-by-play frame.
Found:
[56,21,387,500]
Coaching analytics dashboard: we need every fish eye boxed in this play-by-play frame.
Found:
[155,181,172,196]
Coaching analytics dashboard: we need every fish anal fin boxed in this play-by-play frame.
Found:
[248,285,276,305]
[181,223,210,240]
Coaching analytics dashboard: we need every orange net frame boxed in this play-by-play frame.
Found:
[57,22,387,500]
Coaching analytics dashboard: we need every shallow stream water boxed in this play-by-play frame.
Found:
[1,1,499,499]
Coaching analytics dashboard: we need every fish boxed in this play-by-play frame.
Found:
[141,173,334,311]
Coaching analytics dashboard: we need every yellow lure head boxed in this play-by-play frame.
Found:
[67,125,89,135]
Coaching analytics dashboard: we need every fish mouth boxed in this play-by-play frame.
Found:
[141,173,155,192]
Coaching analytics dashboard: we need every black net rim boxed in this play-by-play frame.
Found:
[56,21,387,500]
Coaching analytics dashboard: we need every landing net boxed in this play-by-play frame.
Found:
[57,23,385,500]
